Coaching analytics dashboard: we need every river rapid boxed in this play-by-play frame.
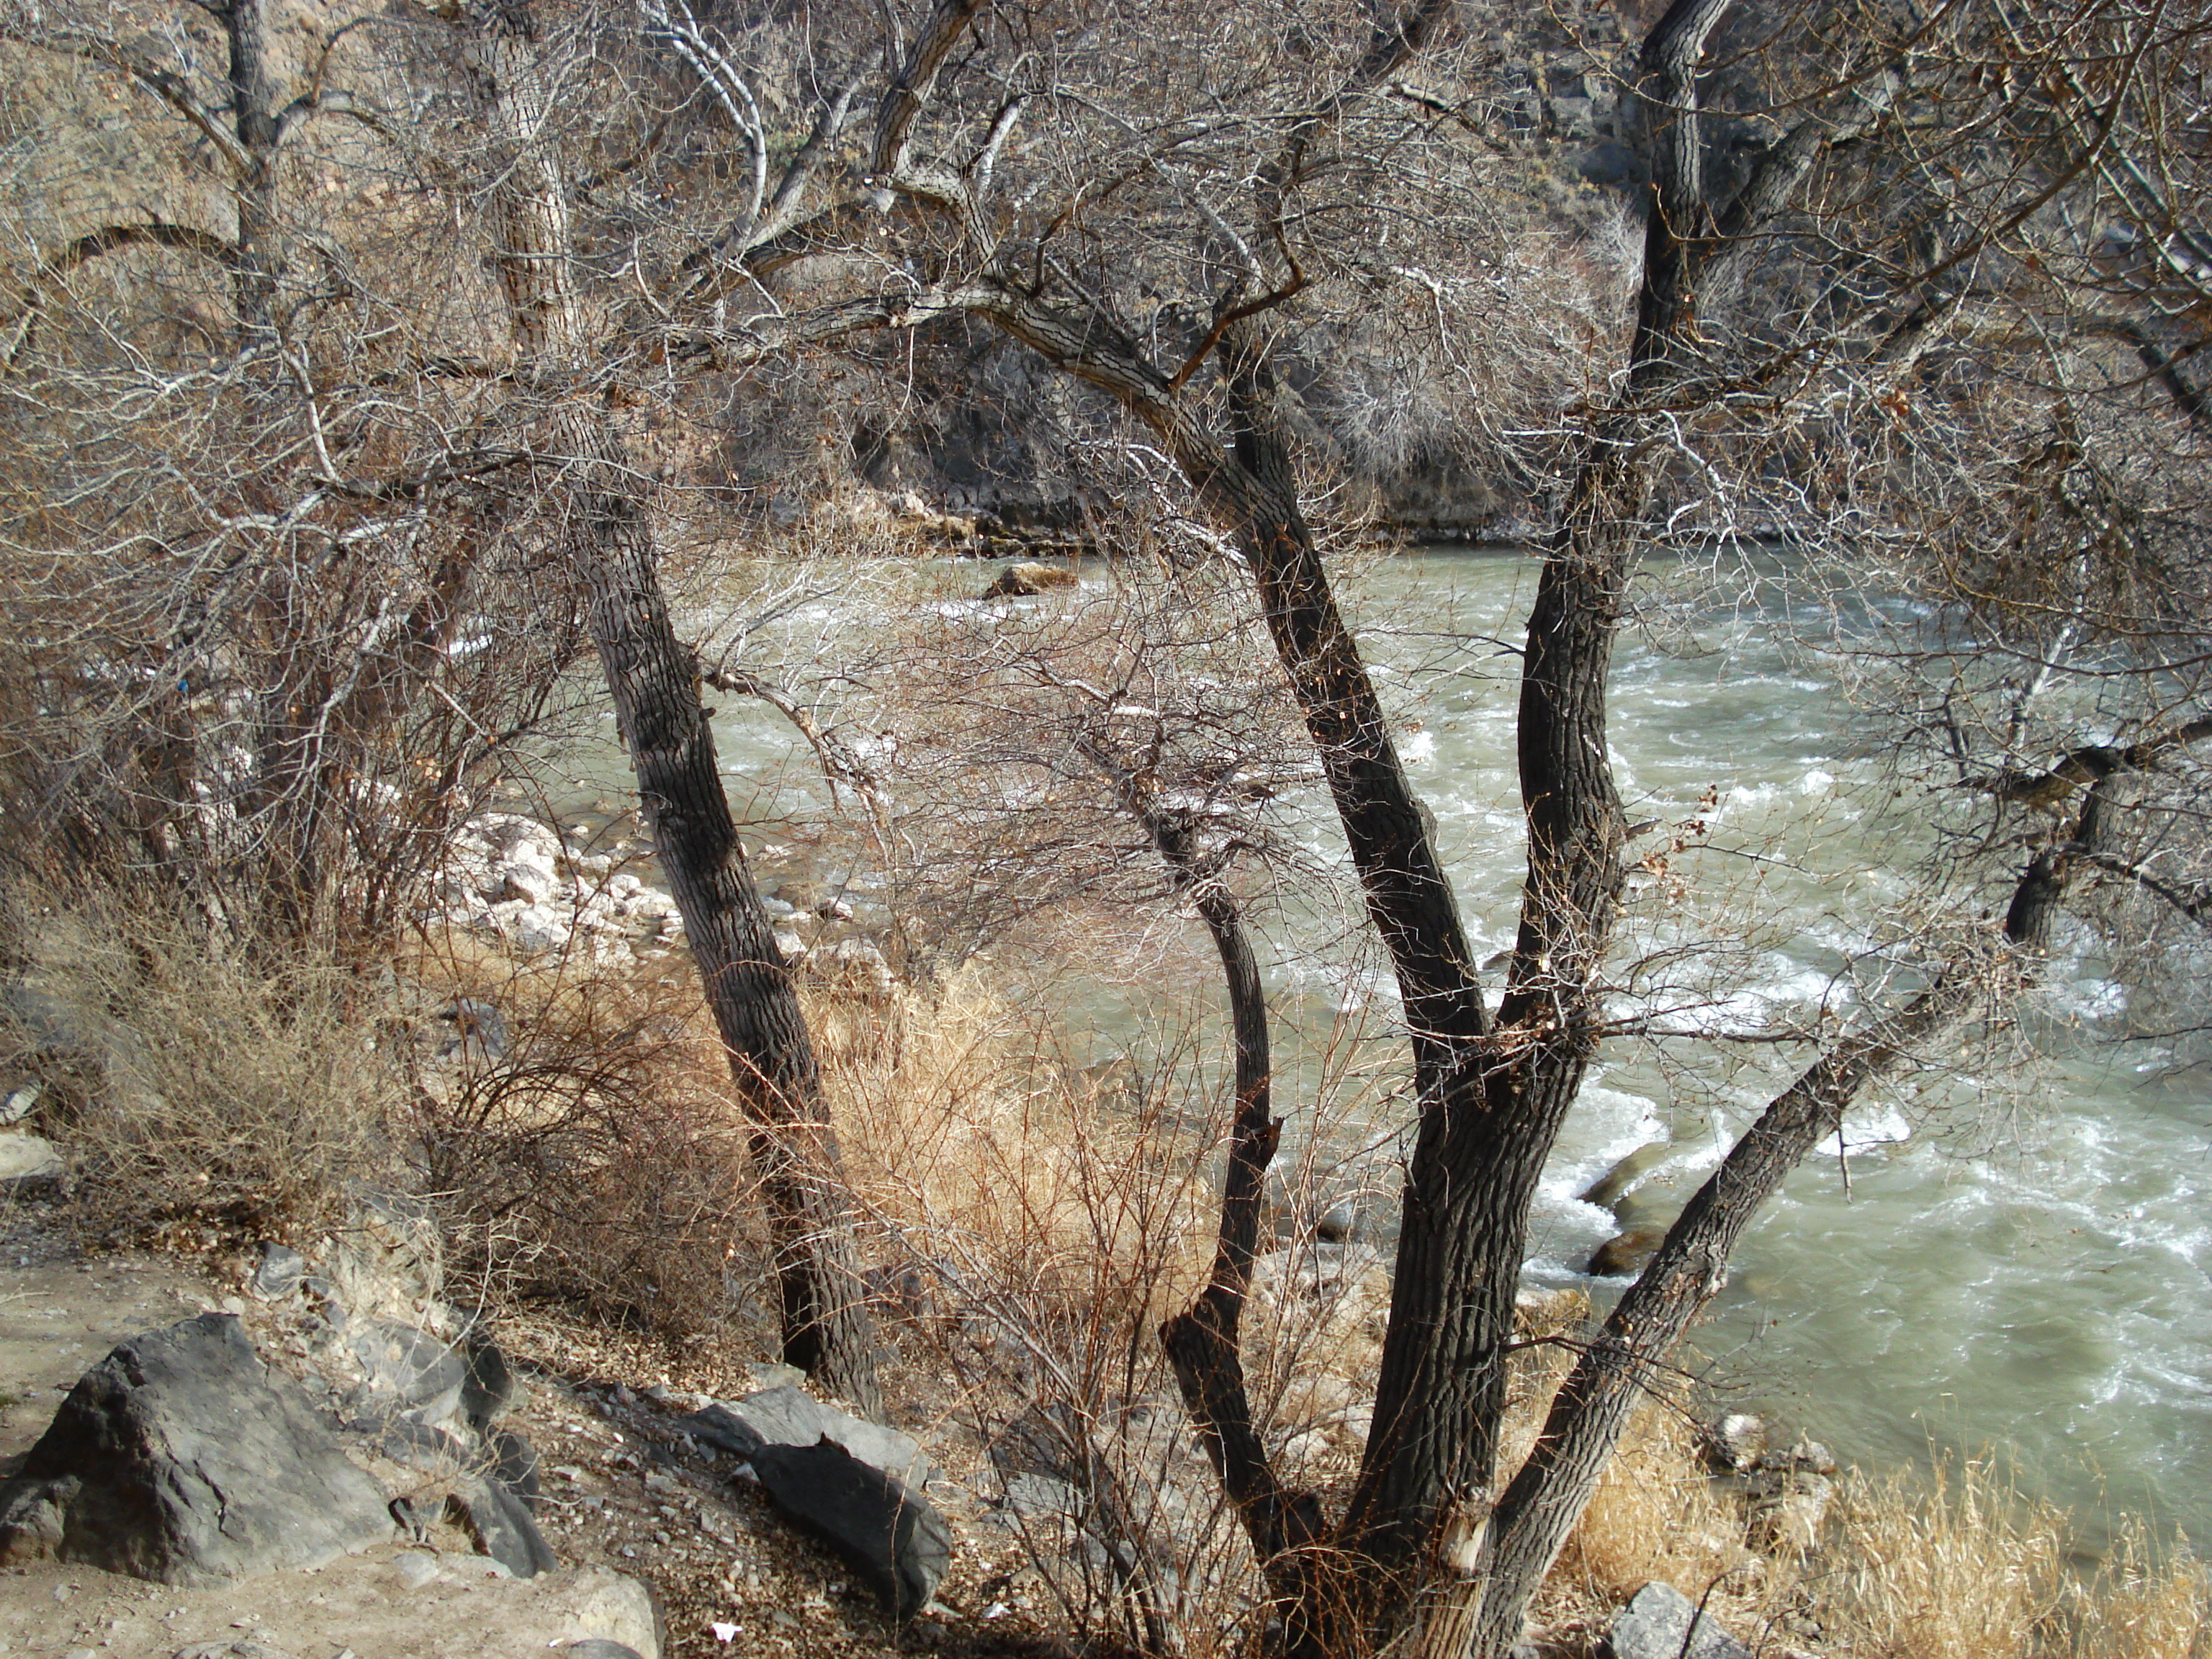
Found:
[599,544,2212,1550]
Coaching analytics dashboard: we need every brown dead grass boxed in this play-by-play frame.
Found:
[1817,1459,2072,1659]
[0,883,401,1243]
[398,928,768,1347]
[815,970,1218,1329]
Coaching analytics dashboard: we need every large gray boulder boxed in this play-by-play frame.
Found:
[0,1312,392,1583]
[681,1384,930,1486]
[1602,1581,1753,1659]
[748,1438,953,1620]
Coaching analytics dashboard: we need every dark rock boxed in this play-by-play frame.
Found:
[0,1312,392,1583]
[380,1416,467,1470]
[567,1645,647,1659]
[250,1242,307,1300]
[462,1331,517,1429]
[1577,1141,1671,1211]
[1601,1581,1753,1659]
[446,1473,559,1578]
[982,559,1079,598]
[1577,140,1645,189]
[748,1437,952,1620]
[491,1426,542,1503]
[681,1385,930,1486]
[1588,1226,1667,1277]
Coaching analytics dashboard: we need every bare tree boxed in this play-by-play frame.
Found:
[772,0,2212,1652]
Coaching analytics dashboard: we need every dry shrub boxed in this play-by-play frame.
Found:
[0,883,399,1242]
[1819,1459,2071,1659]
[812,969,1255,1654]
[817,970,1217,1329]
[405,936,765,1345]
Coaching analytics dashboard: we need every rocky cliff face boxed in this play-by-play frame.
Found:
[700,0,1688,544]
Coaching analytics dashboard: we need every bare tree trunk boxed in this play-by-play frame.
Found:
[221,0,280,343]
[464,0,881,1411]
[563,424,881,1413]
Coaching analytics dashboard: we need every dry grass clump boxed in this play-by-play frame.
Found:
[811,971,1256,1654]
[0,883,401,1243]
[1815,1460,2071,1659]
[2072,1525,2209,1659]
[405,934,767,1346]
[814,970,1218,1330]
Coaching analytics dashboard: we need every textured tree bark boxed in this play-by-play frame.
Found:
[221,0,280,341]
[464,0,881,1412]
[1137,799,1334,1639]
[562,423,881,1416]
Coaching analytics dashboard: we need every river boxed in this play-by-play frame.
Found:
[583,544,2212,1549]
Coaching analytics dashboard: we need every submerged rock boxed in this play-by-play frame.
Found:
[982,560,1079,598]
[1588,1225,1667,1277]
[1578,1141,1671,1210]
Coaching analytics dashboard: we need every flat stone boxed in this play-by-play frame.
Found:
[1577,1141,1671,1210]
[446,1474,559,1578]
[681,1385,930,1486]
[748,1438,953,1620]
[0,1130,63,1184]
[349,1318,467,1411]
